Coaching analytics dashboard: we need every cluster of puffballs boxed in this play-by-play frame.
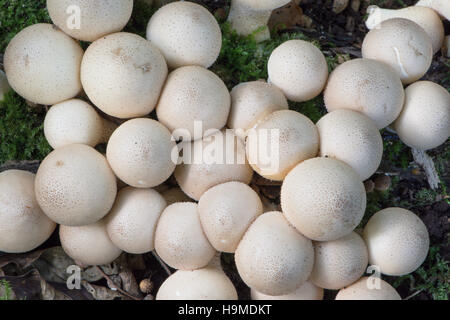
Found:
[0,0,449,300]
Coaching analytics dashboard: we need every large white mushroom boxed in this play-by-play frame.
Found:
[81,32,168,119]
[335,277,401,300]
[415,0,450,21]
[4,24,83,105]
[46,0,133,42]
[0,170,56,253]
[147,1,222,69]
[251,281,324,300]
[0,70,10,101]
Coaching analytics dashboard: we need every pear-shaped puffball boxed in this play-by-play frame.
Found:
[251,281,323,300]
[336,277,401,300]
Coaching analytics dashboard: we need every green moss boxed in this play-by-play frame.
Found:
[0,279,12,300]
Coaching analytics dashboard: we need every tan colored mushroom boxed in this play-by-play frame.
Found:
[81,32,168,119]
[146,1,222,69]
[0,70,10,101]
[362,18,433,84]
[35,144,117,227]
[335,277,401,300]
[251,281,324,300]
[281,157,366,241]
[415,0,450,21]
[323,58,405,129]
[394,81,450,151]
[4,24,83,105]
[0,170,56,253]
[46,0,133,42]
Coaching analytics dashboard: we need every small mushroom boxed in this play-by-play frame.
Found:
[60,219,122,266]
[362,18,433,84]
[268,40,329,102]
[365,5,444,54]
[317,109,383,181]
[46,0,133,42]
[246,110,320,181]
[310,232,369,290]
[156,66,231,141]
[415,0,450,21]
[363,207,430,276]
[394,81,450,151]
[35,144,117,226]
[154,203,216,270]
[227,0,291,42]
[323,58,405,129]
[146,1,222,69]
[281,157,366,241]
[106,118,176,189]
[251,281,324,300]
[81,32,168,119]
[0,170,56,253]
[4,24,83,105]
[335,277,401,300]
[105,187,167,254]
[198,182,263,253]
[236,211,314,296]
[0,70,11,101]
[228,81,289,139]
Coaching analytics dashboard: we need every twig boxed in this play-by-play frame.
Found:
[404,288,424,300]
[152,252,172,276]
[95,266,141,301]
[412,148,440,190]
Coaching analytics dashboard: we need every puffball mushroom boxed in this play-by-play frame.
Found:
[394,81,450,151]
[363,207,430,276]
[81,32,168,119]
[35,144,117,227]
[335,277,401,300]
[105,187,167,254]
[44,99,117,149]
[0,170,56,253]
[362,18,433,85]
[281,158,366,242]
[227,0,291,42]
[60,220,122,266]
[323,58,405,129]
[310,232,369,290]
[4,24,83,105]
[228,81,289,138]
[146,1,222,69]
[0,70,10,101]
[365,5,444,54]
[106,118,176,189]
[251,281,324,300]
[46,0,133,42]
[175,130,254,201]
[317,109,383,181]
[246,110,320,181]
[416,0,450,21]
[235,211,314,296]
[198,182,263,253]
[268,40,329,102]
[155,203,216,270]
[156,266,238,300]
[157,66,231,141]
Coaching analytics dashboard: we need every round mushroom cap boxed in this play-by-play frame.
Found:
[44,99,104,149]
[4,24,83,105]
[0,170,56,253]
[198,182,263,253]
[106,187,167,254]
[323,58,405,129]
[268,40,328,102]
[81,32,168,119]
[251,281,324,300]
[156,267,237,300]
[394,81,450,151]
[362,18,433,85]
[35,144,117,227]
[363,207,430,276]
[416,0,450,20]
[155,203,216,270]
[228,81,289,137]
[281,157,366,242]
[335,277,401,300]
[146,1,222,69]
[317,109,383,180]
[0,70,10,101]
[46,0,133,42]
[106,118,176,189]
[246,110,319,181]
[156,66,231,141]
[310,232,369,290]
[237,0,291,11]
[60,220,122,266]
[235,211,315,296]
[175,130,254,201]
